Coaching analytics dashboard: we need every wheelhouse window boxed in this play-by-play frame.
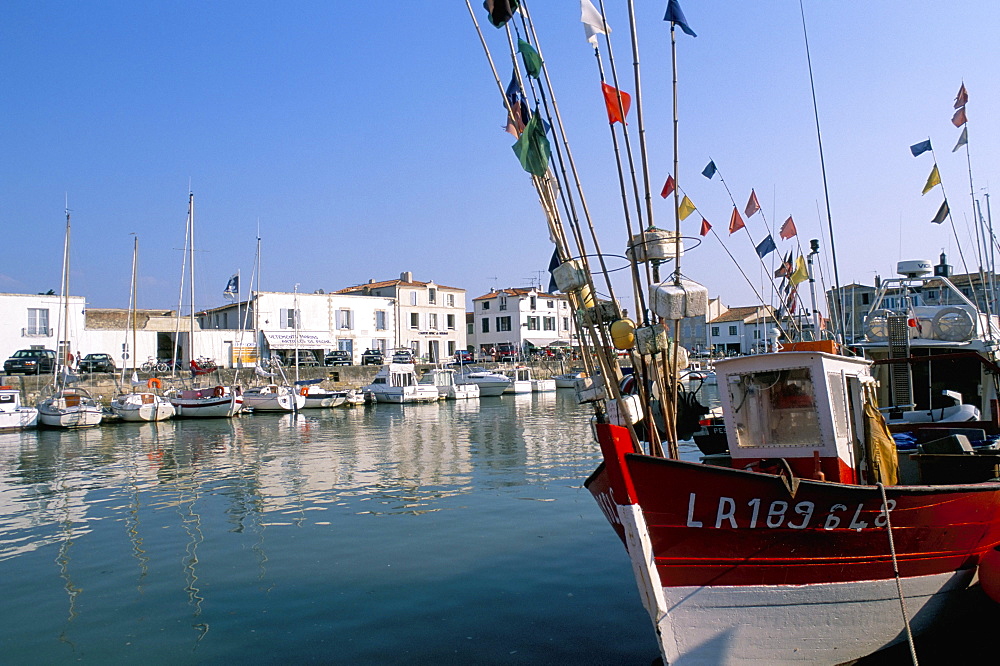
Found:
[729,367,820,449]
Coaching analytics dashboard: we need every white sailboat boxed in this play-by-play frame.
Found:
[110,236,176,422]
[166,192,243,418]
[37,207,103,428]
[0,386,38,431]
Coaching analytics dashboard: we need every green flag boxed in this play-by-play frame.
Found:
[517,39,542,78]
[512,110,550,177]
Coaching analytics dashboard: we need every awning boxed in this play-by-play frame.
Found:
[262,330,337,350]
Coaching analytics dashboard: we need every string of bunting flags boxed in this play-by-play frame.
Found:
[909,81,968,225]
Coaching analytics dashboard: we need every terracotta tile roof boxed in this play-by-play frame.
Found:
[473,288,559,301]
[337,279,461,294]
[709,306,775,324]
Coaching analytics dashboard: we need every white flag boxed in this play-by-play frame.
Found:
[131,371,141,385]
[581,0,610,46]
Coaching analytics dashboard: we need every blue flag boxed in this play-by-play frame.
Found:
[910,139,932,157]
[547,248,561,293]
[755,234,777,259]
[664,0,696,37]
[701,160,717,179]
[223,274,239,300]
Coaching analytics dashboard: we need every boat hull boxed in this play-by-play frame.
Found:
[0,410,39,430]
[243,391,305,412]
[587,422,1000,665]
[301,390,347,409]
[110,393,176,422]
[37,405,104,428]
[170,387,243,418]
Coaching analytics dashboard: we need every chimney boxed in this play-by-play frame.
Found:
[401,271,413,283]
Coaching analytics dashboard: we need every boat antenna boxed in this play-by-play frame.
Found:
[799,0,845,344]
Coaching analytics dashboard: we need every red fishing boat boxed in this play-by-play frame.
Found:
[587,345,1000,664]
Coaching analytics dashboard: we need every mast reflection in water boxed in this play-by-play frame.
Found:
[0,392,661,663]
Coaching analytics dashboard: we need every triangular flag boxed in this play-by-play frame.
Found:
[517,39,542,79]
[580,0,610,46]
[701,160,717,179]
[601,82,631,124]
[484,0,520,28]
[779,216,797,240]
[728,207,744,234]
[755,234,777,259]
[131,370,141,386]
[774,251,793,278]
[931,199,949,225]
[678,195,696,221]
[511,110,551,177]
[789,254,809,286]
[547,247,561,293]
[663,0,696,37]
[954,82,969,109]
[699,218,711,236]
[745,189,761,217]
[504,71,529,136]
[660,174,675,199]
[910,140,932,157]
[952,106,967,127]
[921,164,941,195]
[952,127,968,152]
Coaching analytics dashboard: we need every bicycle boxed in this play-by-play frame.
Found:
[140,357,171,373]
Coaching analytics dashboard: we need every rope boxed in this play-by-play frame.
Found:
[876,481,919,665]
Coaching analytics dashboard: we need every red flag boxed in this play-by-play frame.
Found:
[952,106,967,127]
[699,217,711,236]
[779,215,797,240]
[728,207,744,234]
[954,82,968,109]
[745,189,761,217]
[601,82,631,124]
[660,174,675,199]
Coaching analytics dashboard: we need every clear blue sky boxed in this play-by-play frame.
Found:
[3,2,998,317]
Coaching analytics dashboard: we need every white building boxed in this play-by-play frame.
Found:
[707,305,778,355]
[337,272,466,363]
[199,290,396,365]
[0,292,84,365]
[469,288,576,355]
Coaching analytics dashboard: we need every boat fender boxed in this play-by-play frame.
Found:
[147,377,162,390]
[300,386,310,396]
[213,385,225,397]
[610,318,636,350]
[979,547,1000,604]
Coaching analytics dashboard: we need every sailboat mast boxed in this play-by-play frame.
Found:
[131,236,139,376]
[188,192,196,366]
[61,207,72,376]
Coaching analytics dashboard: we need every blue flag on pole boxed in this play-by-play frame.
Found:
[701,160,717,179]
[547,248,561,293]
[664,0,697,37]
[223,274,239,300]
[909,139,932,157]
[755,234,777,259]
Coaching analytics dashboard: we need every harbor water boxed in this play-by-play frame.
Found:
[2,383,994,665]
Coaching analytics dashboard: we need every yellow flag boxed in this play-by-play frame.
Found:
[789,255,809,286]
[678,195,696,221]
[922,164,941,195]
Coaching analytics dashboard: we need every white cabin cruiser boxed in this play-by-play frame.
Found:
[451,366,512,397]
[419,368,480,399]
[0,386,38,430]
[363,363,440,404]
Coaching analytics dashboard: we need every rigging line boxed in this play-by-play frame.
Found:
[589,30,650,326]
[799,0,845,344]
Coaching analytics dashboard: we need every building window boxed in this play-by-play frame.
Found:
[530,296,537,309]
[527,316,540,330]
[482,301,490,311]
[446,294,455,307]
[729,325,738,336]
[482,318,490,333]
[543,317,555,331]
[410,291,418,306]
[280,308,300,329]
[448,341,456,355]
[497,316,512,332]
[562,317,570,330]
[375,310,387,330]
[861,293,871,305]
[428,313,438,330]
[753,329,760,339]
[499,295,507,311]
[710,326,719,337]
[410,313,420,329]
[467,322,474,335]
[428,288,437,304]
[27,308,49,336]
[447,314,456,330]
[336,309,354,330]
[547,300,554,308]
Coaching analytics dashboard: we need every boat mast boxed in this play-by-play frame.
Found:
[188,192,196,369]
[126,235,138,384]
[58,205,72,384]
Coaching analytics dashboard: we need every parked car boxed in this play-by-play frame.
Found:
[454,350,474,364]
[360,349,384,366]
[324,350,352,366]
[391,349,414,364]
[4,349,57,375]
[79,353,116,373]
[495,343,519,362]
[284,350,320,367]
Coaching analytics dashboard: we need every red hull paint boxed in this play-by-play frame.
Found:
[587,423,1000,588]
